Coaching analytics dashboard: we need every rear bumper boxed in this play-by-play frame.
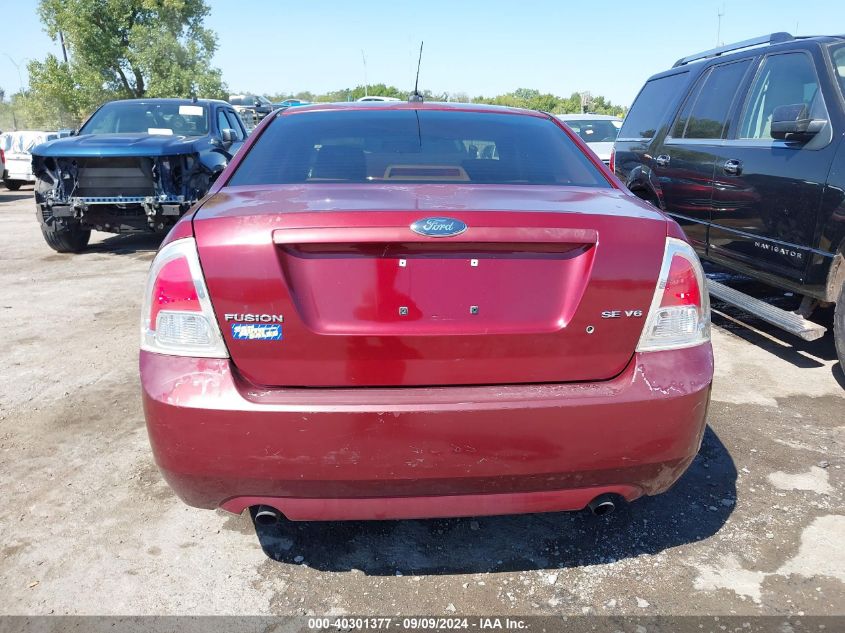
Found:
[4,158,35,181]
[141,345,713,520]
[4,171,34,182]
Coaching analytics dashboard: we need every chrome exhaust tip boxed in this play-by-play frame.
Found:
[253,505,282,526]
[587,494,616,516]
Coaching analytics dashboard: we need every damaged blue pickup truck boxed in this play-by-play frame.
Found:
[31,98,247,252]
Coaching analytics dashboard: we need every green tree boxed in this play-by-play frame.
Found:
[26,55,94,127]
[472,88,624,116]
[28,0,226,126]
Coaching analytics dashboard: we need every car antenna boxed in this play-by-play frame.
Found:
[409,41,424,103]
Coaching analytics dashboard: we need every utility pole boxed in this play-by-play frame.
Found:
[2,54,24,130]
[4,54,24,92]
[59,30,68,63]
[579,91,592,114]
[716,5,725,46]
[361,50,368,97]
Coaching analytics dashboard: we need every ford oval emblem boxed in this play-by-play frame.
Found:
[410,217,468,238]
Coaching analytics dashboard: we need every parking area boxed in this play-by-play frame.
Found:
[0,186,842,616]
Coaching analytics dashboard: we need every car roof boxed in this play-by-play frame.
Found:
[104,98,229,107]
[645,33,845,84]
[277,101,551,119]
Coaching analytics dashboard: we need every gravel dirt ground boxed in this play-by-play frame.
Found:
[0,186,843,617]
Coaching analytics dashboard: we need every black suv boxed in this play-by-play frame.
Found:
[228,94,275,126]
[614,33,845,371]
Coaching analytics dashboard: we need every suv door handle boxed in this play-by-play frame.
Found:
[723,159,743,175]
[655,154,671,167]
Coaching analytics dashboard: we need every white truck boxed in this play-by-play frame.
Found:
[0,130,62,190]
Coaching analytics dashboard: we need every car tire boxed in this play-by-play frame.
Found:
[835,281,845,374]
[3,179,23,191]
[37,210,91,253]
[631,186,660,208]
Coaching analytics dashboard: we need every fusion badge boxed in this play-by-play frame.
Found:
[231,323,283,341]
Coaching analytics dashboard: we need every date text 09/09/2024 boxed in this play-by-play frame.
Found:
[307,617,528,630]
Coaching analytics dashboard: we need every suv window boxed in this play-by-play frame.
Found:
[671,59,751,139]
[832,44,845,98]
[217,109,230,134]
[617,72,688,140]
[739,52,824,140]
[228,110,611,188]
[225,110,246,141]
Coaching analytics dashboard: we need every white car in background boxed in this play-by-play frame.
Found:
[556,114,623,165]
[356,95,402,102]
[0,130,62,190]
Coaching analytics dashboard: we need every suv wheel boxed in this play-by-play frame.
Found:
[835,282,845,374]
[3,179,24,191]
[37,209,91,253]
[633,187,660,208]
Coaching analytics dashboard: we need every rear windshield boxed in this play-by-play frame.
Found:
[227,109,611,187]
[618,72,689,140]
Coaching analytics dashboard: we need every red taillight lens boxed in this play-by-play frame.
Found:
[141,238,228,358]
[608,147,615,173]
[0,149,5,164]
[637,238,710,352]
[660,254,701,308]
[149,257,200,327]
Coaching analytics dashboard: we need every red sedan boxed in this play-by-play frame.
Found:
[140,102,713,536]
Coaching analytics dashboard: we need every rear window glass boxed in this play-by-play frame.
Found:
[227,110,611,188]
[618,73,689,140]
[671,60,751,139]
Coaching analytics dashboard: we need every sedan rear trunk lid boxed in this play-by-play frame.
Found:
[194,184,668,387]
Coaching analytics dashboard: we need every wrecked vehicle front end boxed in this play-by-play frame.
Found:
[33,152,210,233]
[29,98,243,252]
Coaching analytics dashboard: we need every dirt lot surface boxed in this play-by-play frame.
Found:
[0,187,843,617]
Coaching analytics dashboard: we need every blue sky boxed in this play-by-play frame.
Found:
[1,0,843,107]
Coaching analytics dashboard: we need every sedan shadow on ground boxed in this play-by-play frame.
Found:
[253,426,736,575]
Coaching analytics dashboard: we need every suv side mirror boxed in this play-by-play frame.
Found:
[220,128,236,148]
[770,104,825,141]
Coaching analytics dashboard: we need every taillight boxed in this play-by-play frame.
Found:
[608,146,615,173]
[0,148,5,164]
[140,238,228,357]
[637,237,710,352]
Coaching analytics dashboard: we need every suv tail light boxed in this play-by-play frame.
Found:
[637,237,710,352]
[0,148,5,164]
[608,147,615,173]
[140,238,228,358]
